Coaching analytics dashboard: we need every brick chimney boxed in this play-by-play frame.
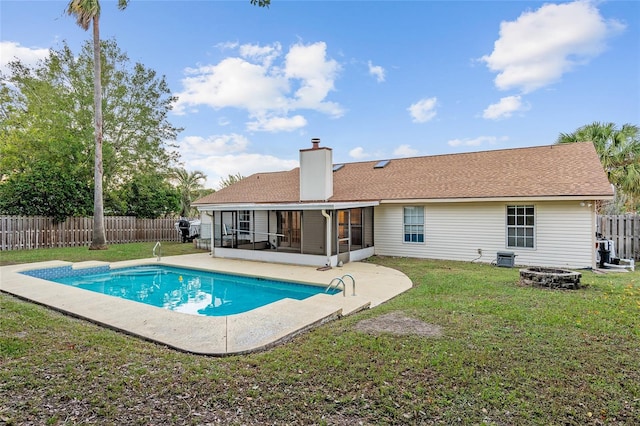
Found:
[299,138,333,201]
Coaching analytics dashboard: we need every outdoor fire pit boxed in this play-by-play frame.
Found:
[519,267,582,289]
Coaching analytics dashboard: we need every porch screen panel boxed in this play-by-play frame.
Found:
[301,210,325,255]
[338,210,350,254]
[277,211,301,249]
[238,210,251,242]
[253,211,269,244]
[363,207,374,248]
[350,208,363,249]
[219,211,236,248]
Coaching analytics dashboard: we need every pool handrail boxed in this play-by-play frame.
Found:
[341,274,356,296]
[325,274,356,297]
[326,277,345,296]
[153,241,162,261]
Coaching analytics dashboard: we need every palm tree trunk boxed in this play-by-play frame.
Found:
[89,15,107,250]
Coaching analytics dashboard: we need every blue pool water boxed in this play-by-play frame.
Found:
[21,265,337,316]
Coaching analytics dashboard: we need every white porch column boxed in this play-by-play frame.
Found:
[322,209,332,266]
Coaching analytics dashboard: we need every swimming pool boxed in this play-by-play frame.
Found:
[21,265,339,316]
[2,255,411,354]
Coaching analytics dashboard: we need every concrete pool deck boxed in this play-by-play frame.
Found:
[0,254,413,355]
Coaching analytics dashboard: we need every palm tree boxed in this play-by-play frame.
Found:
[557,122,640,212]
[67,0,129,250]
[67,0,270,248]
[218,172,245,190]
[172,168,207,217]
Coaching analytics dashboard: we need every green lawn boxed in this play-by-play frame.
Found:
[0,241,204,266]
[1,246,638,425]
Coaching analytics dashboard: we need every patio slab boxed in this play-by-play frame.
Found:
[0,253,412,355]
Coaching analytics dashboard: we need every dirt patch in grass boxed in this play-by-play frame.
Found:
[354,311,443,337]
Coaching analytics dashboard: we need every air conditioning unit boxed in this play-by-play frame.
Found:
[496,251,516,267]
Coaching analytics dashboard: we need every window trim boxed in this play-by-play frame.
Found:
[506,204,535,249]
[403,206,425,244]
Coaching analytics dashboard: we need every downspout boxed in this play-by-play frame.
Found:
[321,209,332,266]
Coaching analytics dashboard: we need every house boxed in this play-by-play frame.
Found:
[192,139,613,269]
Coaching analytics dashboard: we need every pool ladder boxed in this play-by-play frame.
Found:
[325,274,356,297]
[153,241,162,261]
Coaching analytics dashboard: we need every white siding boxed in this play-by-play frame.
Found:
[254,211,269,242]
[527,202,594,268]
[199,212,213,239]
[374,201,595,269]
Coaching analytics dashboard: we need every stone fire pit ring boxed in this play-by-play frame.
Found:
[519,267,582,290]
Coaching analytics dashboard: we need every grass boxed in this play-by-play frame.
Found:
[1,245,639,425]
[0,241,204,266]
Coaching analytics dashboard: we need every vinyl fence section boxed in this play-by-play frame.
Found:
[0,216,180,251]
[597,214,640,261]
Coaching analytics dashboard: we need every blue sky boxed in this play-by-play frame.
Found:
[1,0,639,188]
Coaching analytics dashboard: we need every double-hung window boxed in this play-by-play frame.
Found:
[403,206,424,243]
[506,205,534,248]
[238,210,251,240]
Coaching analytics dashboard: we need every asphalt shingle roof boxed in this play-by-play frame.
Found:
[193,142,613,205]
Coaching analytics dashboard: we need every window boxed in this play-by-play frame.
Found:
[374,159,390,169]
[507,205,534,248]
[277,211,301,248]
[403,206,424,243]
[239,210,251,240]
[350,208,363,248]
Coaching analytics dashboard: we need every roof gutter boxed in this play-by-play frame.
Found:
[196,201,379,212]
[380,195,614,204]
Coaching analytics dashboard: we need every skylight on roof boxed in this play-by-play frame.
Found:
[374,159,390,169]
[333,163,345,172]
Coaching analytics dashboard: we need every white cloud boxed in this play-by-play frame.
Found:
[408,97,438,123]
[174,57,289,114]
[284,42,343,116]
[349,147,369,159]
[368,60,385,82]
[176,133,298,188]
[179,134,249,156]
[246,114,307,132]
[174,41,344,130]
[0,41,49,75]
[192,153,298,189]
[239,42,282,67]
[482,95,530,120]
[216,41,239,51]
[447,136,506,148]
[393,144,418,157]
[480,1,625,93]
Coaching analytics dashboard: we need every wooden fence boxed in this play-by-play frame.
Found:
[0,216,181,251]
[597,214,640,261]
